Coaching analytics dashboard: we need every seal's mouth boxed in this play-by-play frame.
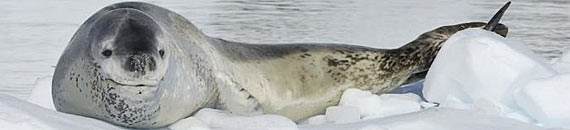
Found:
[105,78,161,87]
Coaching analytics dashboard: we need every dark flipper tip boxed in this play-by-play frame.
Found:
[483,1,511,31]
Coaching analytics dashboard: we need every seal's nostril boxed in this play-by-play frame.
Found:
[126,56,145,72]
[159,50,165,58]
[125,55,157,73]
[148,58,156,71]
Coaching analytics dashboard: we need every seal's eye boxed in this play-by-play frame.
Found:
[159,49,165,58]
[102,50,113,57]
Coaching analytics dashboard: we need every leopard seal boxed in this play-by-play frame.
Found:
[52,1,510,128]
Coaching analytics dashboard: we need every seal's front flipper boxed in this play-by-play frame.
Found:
[215,74,264,115]
[483,1,511,37]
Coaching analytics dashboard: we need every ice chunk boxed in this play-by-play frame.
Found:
[515,74,570,128]
[339,88,382,118]
[325,106,360,124]
[366,93,422,119]
[191,108,298,130]
[27,76,55,110]
[423,29,556,113]
[339,89,423,119]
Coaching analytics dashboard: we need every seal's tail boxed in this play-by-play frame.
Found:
[484,1,511,32]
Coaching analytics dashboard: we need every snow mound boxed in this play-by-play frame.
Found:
[515,74,570,128]
[0,93,122,130]
[423,29,556,117]
[27,77,55,110]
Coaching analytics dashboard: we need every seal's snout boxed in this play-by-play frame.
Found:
[125,54,157,74]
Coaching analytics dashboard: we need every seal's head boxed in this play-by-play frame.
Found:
[54,2,216,128]
[91,8,168,87]
[85,8,171,127]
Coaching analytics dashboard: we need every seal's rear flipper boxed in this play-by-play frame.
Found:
[484,1,511,32]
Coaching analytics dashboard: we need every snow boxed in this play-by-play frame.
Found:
[187,108,298,130]
[300,108,543,130]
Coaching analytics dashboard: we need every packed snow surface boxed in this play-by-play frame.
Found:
[170,108,298,130]
[3,29,570,130]
[0,88,543,130]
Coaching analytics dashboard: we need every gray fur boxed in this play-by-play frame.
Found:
[52,2,508,128]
